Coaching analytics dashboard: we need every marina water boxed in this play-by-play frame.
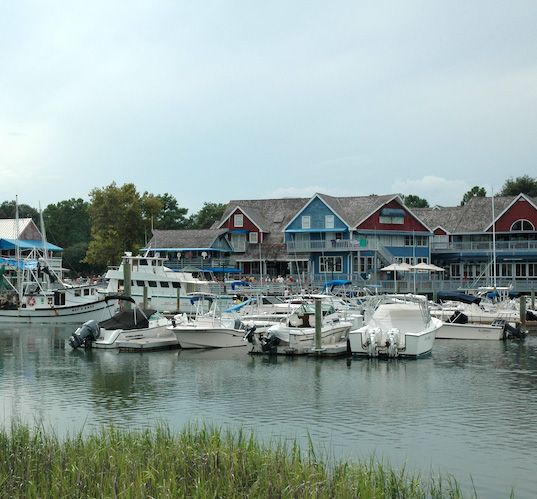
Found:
[1,325,536,498]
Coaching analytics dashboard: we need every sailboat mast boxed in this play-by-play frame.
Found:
[14,196,22,300]
[491,190,497,288]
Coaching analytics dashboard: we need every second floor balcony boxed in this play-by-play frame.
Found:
[432,240,537,253]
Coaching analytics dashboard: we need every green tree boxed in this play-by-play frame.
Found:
[152,193,189,229]
[43,198,90,248]
[0,200,39,225]
[402,194,429,208]
[499,175,537,197]
[188,202,227,229]
[43,198,94,275]
[84,183,145,267]
[460,186,487,206]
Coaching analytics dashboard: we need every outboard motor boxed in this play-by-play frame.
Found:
[260,333,280,354]
[503,322,527,341]
[243,325,257,343]
[69,320,100,349]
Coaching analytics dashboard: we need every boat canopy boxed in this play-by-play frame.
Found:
[437,291,481,305]
[100,308,157,330]
[322,279,352,291]
[230,280,250,290]
[0,239,63,251]
[224,298,255,313]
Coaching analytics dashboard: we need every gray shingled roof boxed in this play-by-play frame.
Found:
[149,229,229,249]
[318,193,398,228]
[414,196,519,233]
[0,218,35,239]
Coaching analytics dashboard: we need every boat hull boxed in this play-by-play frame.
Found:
[435,322,504,340]
[94,323,173,349]
[0,300,115,324]
[171,326,248,349]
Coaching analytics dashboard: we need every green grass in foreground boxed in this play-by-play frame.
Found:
[0,423,466,498]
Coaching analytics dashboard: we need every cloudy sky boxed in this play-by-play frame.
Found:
[1,1,536,214]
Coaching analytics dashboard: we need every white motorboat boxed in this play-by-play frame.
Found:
[0,251,115,324]
[102,253,232,314]
[69,296,177,349]
[247,301,352,355]
[431,291,526,340]
[168,293,251,349]
[348,294,442,358]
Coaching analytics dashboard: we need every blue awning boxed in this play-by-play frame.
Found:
[0,239,63,252]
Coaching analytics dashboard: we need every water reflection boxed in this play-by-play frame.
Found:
[1,325,537,498]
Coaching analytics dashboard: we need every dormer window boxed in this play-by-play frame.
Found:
[301,216,311,229]
[325,215,334,229]
[510,219,534,231]
[379,207,404,224]
[234,213,244,227]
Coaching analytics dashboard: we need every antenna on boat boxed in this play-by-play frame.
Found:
[14,195,22,302]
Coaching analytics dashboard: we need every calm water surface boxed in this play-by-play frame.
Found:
[1,325,536,498]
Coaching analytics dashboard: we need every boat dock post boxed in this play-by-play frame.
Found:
[520,295,526,327]
[123,255,132,311]
[143,287,148,308]
[314,298,322,352]
[176,288,181,313]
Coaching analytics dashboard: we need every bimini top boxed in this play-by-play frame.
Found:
[437,291,481,305]
[100,308,157,330]
[322,279,352,291]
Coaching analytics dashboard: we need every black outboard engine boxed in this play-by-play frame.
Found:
[503,322,527,341]
[260,333,280,354]
[243,325,257,343]
[69,320,100,349]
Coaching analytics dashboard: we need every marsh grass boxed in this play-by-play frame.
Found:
[0,422,466,498]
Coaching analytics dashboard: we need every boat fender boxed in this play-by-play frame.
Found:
[27,296,36,307]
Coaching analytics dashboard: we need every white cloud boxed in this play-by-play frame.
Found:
[391,176,470,206]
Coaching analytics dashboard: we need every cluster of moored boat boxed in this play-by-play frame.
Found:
[2,251,533,358]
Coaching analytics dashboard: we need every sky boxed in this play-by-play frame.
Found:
[1,1,536,214]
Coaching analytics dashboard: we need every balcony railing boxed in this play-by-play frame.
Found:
[432,240,537,252]
[286,240,363,252]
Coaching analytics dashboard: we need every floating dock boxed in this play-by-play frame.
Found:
[117,336,180,352]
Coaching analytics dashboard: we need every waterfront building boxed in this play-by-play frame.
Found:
[148,193,537,293]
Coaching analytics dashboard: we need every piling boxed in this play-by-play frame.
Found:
[123,256,132,311]
[531,290,535,311]
[143,287,148,309]
[176,287,181,313]
[520,295,526,327]
[314,298,322,352]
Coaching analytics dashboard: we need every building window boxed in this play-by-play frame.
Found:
[325,215,334,229]
[511,219,534,231]
[380,215,404,224]
[249,232,258,244]
[404,235,428,246]
[301,216,311,229]
[148,281,157,287]
[416,257,429,264]
[234,213,244,227]
[319,256,342,273]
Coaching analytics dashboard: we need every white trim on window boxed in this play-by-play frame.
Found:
[249,232,258,244]
[301,216,311,229]
[325,215,334,229]
[234,213,244,227]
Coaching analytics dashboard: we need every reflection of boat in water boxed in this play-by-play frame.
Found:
[177,346,250,361]
[69,296,177,350]
[348,294,442,358]
[169,293,252,349]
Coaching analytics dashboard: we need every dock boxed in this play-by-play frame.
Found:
[117,336,180,352]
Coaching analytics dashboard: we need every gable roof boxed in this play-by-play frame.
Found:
[0,218,35,239]
[217,197,310,235]
[283,193,352,231]
[148,229,231,250]
[483,193,537,231]
[414,196,520,233]
[217,205,268,232]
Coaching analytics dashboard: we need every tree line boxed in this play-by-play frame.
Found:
[1,175,536,274]
[401,175,537,208]
[0,183,226,274]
